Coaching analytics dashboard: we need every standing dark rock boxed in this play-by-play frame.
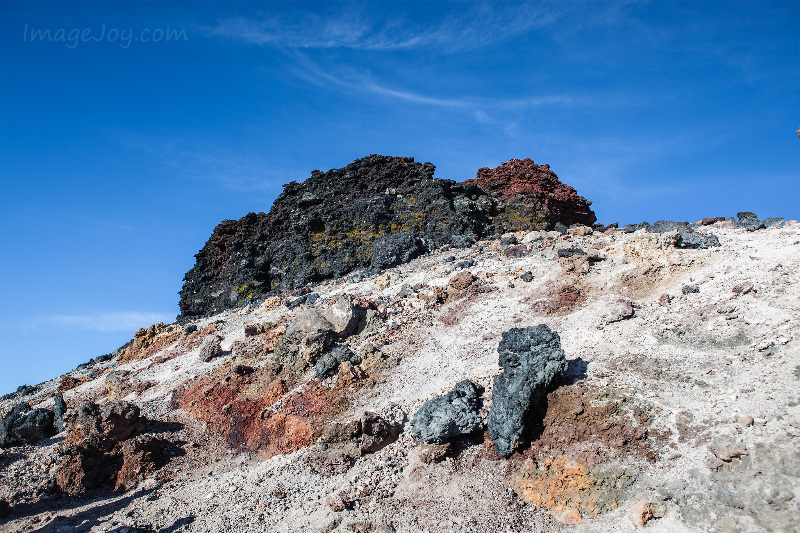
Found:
[488,325,567,457]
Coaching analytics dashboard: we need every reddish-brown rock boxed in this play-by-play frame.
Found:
[465,158,596,228]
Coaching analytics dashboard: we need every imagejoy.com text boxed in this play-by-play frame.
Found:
[23,24,188,48]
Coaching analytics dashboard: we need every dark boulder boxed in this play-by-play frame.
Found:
[0,402,56,447]
[735,212,765,232]
[410,380,484,444]
[487,325,567,457]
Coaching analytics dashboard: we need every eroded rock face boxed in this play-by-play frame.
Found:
[465,158,596,230]
[488,325,567,457]
[410,380,484,444]
[54,400,156,494]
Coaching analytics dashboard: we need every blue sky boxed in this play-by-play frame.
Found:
[1,1,798,394]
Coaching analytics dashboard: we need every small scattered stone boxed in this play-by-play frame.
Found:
[500,235,518,245]
[556,507,582,525]
[449,271,476,291]
[419,442,450,464]
[732,281,754,295]
[739,415,754,427]
[520,271,533,282]
[682,284,700,295]
[629,500,654,527]
[557,247,586,258]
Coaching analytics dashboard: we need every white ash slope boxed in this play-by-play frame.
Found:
[1,221,799,533]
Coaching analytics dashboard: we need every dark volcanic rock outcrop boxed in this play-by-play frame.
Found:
[465,158,596,230]
[410,380,484,444]
[179,155,596,319]
[179,155,496,318]
[488,325,567,457]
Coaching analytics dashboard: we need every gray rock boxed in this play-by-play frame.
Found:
[0,402,56,447]
[410,380,484,444]
[450,235,473,248]
[314,346,362,379]
[370,231,421,270]
[320,295,359,336]
[647,220,720,249]
[488,325,567,456]
[682,284,700,294]
[53,394,67,432]
[200,335,224,362]
[557,247,586,258]
[500,235,518,245]
[763,217,784,228]
[622,222,650,233]
[286,309,334,337]
[735,212,765,231]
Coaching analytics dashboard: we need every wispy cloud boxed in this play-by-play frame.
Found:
[207,3,569,53]
[24,311,173,333]
[104,130,299,193]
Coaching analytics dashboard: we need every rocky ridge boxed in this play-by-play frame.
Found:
[0,154,797,532]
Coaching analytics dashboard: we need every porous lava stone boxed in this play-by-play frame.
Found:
[179,155,594,319]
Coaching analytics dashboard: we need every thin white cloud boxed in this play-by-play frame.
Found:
[208,3,570,53]
[28,312,173,333]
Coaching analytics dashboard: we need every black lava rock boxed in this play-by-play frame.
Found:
[557,247,587,258]
[179,155,500,319]
[500,235,518,245]
[314,346,362,379]
[735,212,765,232]
[53,393,68,432]
[370,231,422,270]
[487,325,567,457]
[622,222,651,233]
[0,402,56,447]
[410,380,484,444]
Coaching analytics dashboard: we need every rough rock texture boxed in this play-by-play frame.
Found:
[179,155,499,319]
[179,155,596,319]
[464,158,596,230]
[410,380,484,444]
[646,220,720,249]
[314,346,362,379]
[0,403,55,447]
[488,325,568,456]
[54,400,151,493]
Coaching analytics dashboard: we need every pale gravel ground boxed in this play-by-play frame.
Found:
[1,221,798,532]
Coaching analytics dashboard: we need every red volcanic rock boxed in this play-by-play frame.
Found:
[466,158,596,228]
